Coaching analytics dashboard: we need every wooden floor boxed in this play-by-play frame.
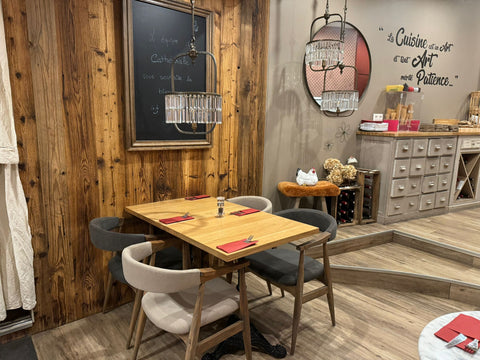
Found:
[32,209,480,359]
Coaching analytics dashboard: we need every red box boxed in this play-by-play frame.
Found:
[384,119,399,131]
[384,119,420,132]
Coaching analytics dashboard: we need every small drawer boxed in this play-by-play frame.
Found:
[395,139,412,158]
[387,198,404,216]
[434,191,449,208]
[439,155,454,173]
[391,178,408,197]
[421,175,437,193]
[428,138,443,156]
[409,158,425,176]
[442,138,456,155]
[412,139,428,157]
[424,157,440,175]
[419,193,435,211]
[436,174,451,192]
[405,196,419,213]
[407,177,421,196]
[393,159,410,178]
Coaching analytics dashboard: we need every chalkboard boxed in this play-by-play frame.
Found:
[123,0,215,150]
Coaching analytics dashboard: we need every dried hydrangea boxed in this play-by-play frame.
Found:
[323,158,342,172]
[326,168,343,185]
[342,164,357,180]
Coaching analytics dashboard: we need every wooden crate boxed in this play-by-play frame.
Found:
[469,91,480,118]
[433,119,459,125]
[356,168,380,224]
[334,184,362,227]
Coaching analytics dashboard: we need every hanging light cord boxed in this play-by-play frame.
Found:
[341,0,347,42]
[188,0,198,60]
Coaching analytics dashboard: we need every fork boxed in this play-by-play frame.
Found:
[244,235,254,243]
[466,339,478,353]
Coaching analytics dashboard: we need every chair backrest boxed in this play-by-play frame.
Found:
[122,242,201,294]
[89,217,145,252]
[274,208,337,240]
[227,196,273,213]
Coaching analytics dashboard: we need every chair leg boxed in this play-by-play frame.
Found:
[266,280,272,296]
[185,283,205,360]
[238,268,252,360]
[103,272,114,313]
[280,289,285,297]
[126,289,144,349]
[131,308,147,360]
[327,287,336,326]
[290,291,303,355]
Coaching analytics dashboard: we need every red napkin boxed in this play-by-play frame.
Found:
[185,195,210,200]
[434,314,480,353]
[217,239,258,253]
[159,216,194,224]
[231,208,260,216]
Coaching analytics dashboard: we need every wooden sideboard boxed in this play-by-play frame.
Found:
[357,131,480,224]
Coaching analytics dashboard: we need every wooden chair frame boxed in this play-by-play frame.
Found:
[255,232,335,355]
[130,240,252,360]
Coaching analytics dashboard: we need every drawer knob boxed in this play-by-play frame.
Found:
[426,200,433,205]
[402,145,409,151]
[398,185,405,190]
[429,182,435,187]
[447,144,453,149]
[409,202,415,206]
[411,184,417,188]
[442,180,447,185]
[440,198,446,202]
[444,163,449,167]
[415,164,422,169]
[394,205,401,209]
[400,166,407,171]
[418,146,425,150]
[430,164,436,168]
[435,145,441,150]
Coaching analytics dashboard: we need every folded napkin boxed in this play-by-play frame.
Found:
[231,208,260,216]
[217,239,258,253]
[185,195,210,200]
[159,215,194,224]
[435,314,480,353]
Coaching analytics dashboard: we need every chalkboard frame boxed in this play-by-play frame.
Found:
[123,0,215,151]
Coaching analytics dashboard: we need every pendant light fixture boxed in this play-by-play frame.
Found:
[164,0,222,135]
[305,0,359,116]
[305,0,345,70]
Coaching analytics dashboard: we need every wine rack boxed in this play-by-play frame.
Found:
[357,169,380,224]
[334,185,362,226]
[454,153,480,200]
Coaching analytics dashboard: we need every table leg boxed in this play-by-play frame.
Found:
[182,242,191,269]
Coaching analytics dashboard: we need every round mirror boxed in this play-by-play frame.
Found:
[304,21,371,111]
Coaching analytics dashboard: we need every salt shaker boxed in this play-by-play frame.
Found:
[216,196,225,217]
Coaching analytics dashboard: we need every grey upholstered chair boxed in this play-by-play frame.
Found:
[245,208,336,355]
[226,195,273,213]
[89,217,182,348]
[122,240,252,360]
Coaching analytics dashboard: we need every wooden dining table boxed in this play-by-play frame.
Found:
[125,196,319,263]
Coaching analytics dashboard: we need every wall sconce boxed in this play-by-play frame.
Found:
[304,0,359,116]
[164,0,222,135]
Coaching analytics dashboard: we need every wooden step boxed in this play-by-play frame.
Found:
[319,230,480,306]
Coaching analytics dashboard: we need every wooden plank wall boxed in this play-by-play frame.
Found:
[1,0,269,336]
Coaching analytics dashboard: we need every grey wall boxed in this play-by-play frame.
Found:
[263,0,480,211]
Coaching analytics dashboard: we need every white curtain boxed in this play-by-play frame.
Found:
[0,0,36,321]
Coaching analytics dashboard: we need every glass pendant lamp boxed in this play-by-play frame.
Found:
[164,0,221,135]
